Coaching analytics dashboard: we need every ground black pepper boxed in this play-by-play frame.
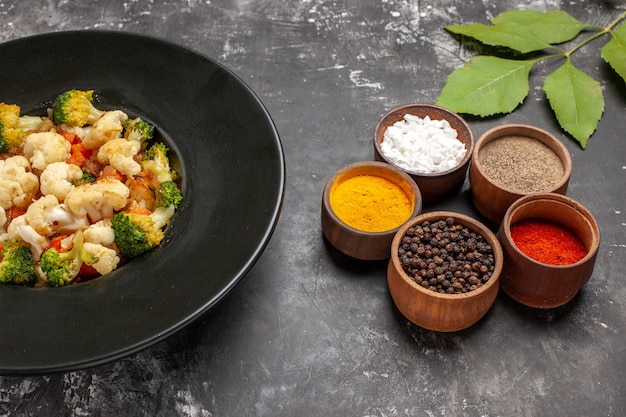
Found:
[397,217,495,294]
[477,135,564,193]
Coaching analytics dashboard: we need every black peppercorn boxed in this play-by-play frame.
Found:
[398,218,496,294]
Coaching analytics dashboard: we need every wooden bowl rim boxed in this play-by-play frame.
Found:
[373,104,475,178]
[499,192,601,268]
[322,160,423,237]
[471,124,573,195]
[389,210,503,299]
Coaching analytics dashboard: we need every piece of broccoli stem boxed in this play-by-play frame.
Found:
[111,205,175,260]
[52,89,104,127]
[39,230,98,287]
[0,240,37,286]
[0,102,43,151]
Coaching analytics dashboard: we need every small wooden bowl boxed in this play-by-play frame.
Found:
[469,124,572,225]
[497,193,600,309]
[321,161,422,260]
[387,211,503,332]
[373,104,474,202]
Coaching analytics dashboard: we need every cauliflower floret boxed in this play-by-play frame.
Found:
[22,194,60,236]
[97,138,141,177]
[64,178,130,222]
[50,206,90,235]
[83,242,120,275]
[22,131,71,171]
[6,215,49,260]
[83,219,116,247]
[82,110,128,150]
[40,162,83,201]
[57,124,90,141]
[21,194,89,236]
[0,155,39,210]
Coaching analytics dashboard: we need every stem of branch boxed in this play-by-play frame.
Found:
[566,10,626,57]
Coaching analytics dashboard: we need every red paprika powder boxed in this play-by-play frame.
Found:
[510,218,587,265]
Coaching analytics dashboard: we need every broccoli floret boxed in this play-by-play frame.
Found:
[155,180,183,209]
[124,117,154,148]
[52,89,105,127]
[72,170,97,186]
[142,142,175,183]
[0,240,38,286]
[40,230,98,287]
[111,205,175,259]
[0,102,43,152]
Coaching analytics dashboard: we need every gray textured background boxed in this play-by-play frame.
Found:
[1,0,625,416]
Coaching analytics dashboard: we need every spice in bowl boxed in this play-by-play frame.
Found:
[510,218,587,265]
[497,193,599,308]
[397,217,496,294]
[379,114,467,174]
[330,173,413,232]
[477,135,564,194]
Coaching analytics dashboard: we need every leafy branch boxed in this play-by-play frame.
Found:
[435,9,626,149]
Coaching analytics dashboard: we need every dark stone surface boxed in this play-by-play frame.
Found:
[1,0,625,416]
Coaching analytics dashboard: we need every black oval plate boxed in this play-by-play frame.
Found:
[0,31,285,375]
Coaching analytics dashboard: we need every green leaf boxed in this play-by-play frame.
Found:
[446,22,551,53]
[436,56,536,117]
[601,22,626,83]
[543,60,604,149]
[491,10,591,44]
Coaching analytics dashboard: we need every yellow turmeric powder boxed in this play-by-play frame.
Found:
[330,174,413,232]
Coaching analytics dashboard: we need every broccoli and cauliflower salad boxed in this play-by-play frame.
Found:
[0,89,183,287]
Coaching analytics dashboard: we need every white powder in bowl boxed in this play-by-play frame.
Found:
[379,114,467,174]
